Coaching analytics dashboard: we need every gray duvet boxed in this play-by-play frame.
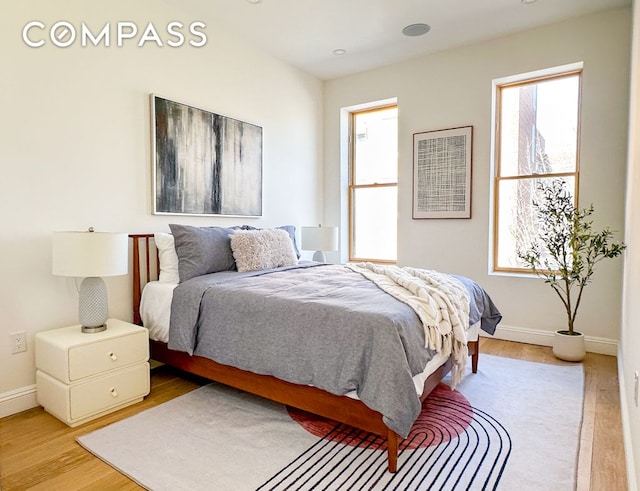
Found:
[168,262,500,438]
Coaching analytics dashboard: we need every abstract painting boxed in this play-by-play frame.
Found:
[413,126,472,219]
[152,95,262,217]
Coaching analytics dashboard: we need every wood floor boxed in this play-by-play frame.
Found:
[0,338,627,490]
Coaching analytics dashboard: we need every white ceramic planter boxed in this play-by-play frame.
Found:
[552,330,586,362]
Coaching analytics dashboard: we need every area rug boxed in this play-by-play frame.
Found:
[77,354,584,490]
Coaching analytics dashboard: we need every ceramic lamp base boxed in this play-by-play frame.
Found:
[312,250,327,262]
[79,276,109,333]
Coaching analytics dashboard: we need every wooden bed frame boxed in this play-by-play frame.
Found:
[129,233,479,473]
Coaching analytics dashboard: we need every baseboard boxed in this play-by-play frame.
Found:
[0,385,38,419]
[617,345,638,491]
[482,324,619,356]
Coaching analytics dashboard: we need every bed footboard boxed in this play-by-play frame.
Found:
[149,339,402,472]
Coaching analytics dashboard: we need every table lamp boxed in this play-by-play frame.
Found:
[52,228,128,333]
[301,225,339,262]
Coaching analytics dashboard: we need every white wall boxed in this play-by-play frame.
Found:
[0,0,323,410]
[621,0,640,487]
[324,8,631,350]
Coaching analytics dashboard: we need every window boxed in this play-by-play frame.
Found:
[493,69,582,272]
[349,105,398,263]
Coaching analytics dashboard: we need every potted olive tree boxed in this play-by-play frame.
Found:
[518,179,626,361]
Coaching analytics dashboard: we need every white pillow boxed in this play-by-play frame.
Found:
[154,233,180,284]
[230,229,298,273]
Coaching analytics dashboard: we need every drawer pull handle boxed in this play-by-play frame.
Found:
[109,352,118,361]
[110,388,118,398]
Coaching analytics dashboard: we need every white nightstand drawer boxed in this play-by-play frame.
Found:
[36,320,149,383]
[68,330,148,381]
[70,363,150,419]
[37,363,150,426]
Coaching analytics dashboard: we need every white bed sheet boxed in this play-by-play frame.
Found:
[140,281,176,343]
[140,280,480,397]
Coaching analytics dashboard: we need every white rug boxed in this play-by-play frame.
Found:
[77,355,584,490]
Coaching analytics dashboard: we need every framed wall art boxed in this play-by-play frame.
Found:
[152,95,263,217]
[412,125,472,219]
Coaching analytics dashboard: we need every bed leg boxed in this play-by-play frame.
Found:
[470,340,479,373]
[387,431,399,473]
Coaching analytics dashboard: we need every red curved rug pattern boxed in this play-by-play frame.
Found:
[287,382,473,450]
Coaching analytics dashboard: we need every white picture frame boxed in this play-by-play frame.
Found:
[412,125,472,219]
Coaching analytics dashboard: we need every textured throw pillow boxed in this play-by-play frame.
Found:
[230,228,298,272]
[236,225,301,259]
[169,224,237,282]
[154,233,180,284]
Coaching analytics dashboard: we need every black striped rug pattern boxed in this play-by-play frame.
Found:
[257,387,511,490]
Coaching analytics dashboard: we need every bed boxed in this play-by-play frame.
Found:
[129,226,501,473]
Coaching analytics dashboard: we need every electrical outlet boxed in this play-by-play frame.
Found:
[10,331,27,354]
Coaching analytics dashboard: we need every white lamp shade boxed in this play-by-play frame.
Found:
[52,231,128,278]
[301,226,339,252]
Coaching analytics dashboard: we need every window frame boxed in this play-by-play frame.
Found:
[492,68,583,274]
[348,104,398,264]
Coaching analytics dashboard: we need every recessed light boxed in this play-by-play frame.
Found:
[521,0,537,3]
[245,0,262,4]
[402,23,430,37]
[333,48,347,56]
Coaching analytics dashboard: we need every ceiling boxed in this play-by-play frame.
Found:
[166,0,631,80]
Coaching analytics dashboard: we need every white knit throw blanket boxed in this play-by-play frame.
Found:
[347,262,470,387]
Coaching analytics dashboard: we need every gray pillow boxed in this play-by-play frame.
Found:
[276,225,301,259]
[169,224,236,282]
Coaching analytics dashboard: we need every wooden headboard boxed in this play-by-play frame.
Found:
[129,234,159,325]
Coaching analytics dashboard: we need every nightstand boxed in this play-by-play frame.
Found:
[35,319,150,427]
